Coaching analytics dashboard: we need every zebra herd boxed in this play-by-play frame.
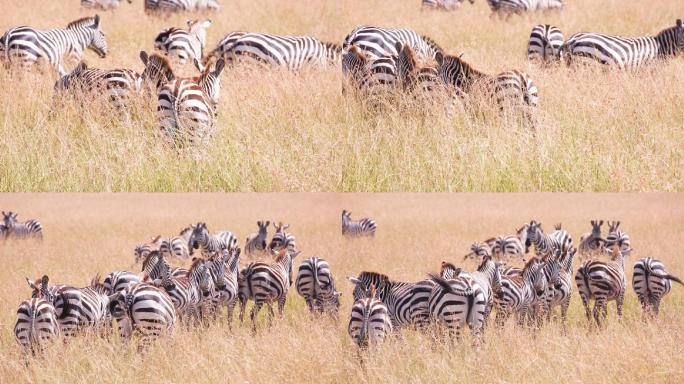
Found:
[82,0,219,11]
[12,215,683,355]
[422,0,563,16]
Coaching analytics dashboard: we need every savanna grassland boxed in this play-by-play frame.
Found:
[0,0,682,192]
[0,194,683,383]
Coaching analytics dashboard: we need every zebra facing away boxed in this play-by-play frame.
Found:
[269,222,296,253]
[342,210,377,238]
[154,19,212,70]
[342,26,443,61]
[605,221,632,255]
[146,0,220,12]
[296,257,341,316]
[159,226,193,259]
[575,246,628,327]
[435,51,538,126]
[422,0,474,11]
[633,258,683,318]
[348,285,393,348]
[528,24,564,64]
[487,0,563,17]
[245,221,270,258]
[561,20,684,70]
[15,298,61,355]
[205,32,341,71]
[82,0,132,9]
[578,220,605,260]
[134,235,163,263]
[103,271,141,295]
[1,211,43,239]
[1,15,108,76]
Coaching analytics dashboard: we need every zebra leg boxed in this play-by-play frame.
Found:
[226,300,236,330]
[592,299,601,327]
[250,301,263,332]
[560,299,570,331]
[616,292,624,322]
[652,297,661,317]
[579,293,592,323]
[266,303,275,327]
[278,297,287,317]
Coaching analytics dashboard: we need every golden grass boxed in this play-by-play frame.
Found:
[0,0,682,191]
[0,193,683,383]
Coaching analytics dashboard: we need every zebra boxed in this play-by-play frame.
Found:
[205,248,241,325]
[296,257,341,316]
[605,221,632,255]
[188,222,237,256]
[342,26,443,61]
[421,0,473,11]
[578,220,606,260]
[494,257,546,327]
[134,235,163,263]
[435,51,538,125]
[527,220,561,258]
[146,0,220,12]
[1,15,108,76]
[395,42,441,95]
[633,258,683,318]
[160,257,213,324]
[347,272,434,330]
[15,297,61,355]
[103,271,141,295]
[575,245,628,327]
[1,211,42,239]
[141,251,177,287]
[205,32,341,71]
[534,255,563,325]
[154,19,212,70]
[547,247,576,328]
[561,20,684,70]
[107,282,176,352]
[81,0,132,9]
[341,46,399,107]
[159,226,193,259]
[549,223,573,256]
[269,222,296,253]
[528,24,564,64]
[54,61,143,109]
[341,210,377,238]
[487,0,563,17]
[427,273,487,345]
[490,224,528,262]
[238,249,301,331]
[245,220,270,258]
[462,240,493,262]
[348,285,393,348]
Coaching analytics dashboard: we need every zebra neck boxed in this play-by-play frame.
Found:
[654,30,678,57]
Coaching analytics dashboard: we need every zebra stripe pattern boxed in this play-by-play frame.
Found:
[348,289,393,347]
[528,24,564,63]
[103,271,141,295]
[1,211,43,239]
[208,248,241,325]
[633,257,683,318]
[134,235,163,263]
[145,0,220,12]
[161,258,213,323]
[605,221,632,255]
[421,0,473,11]
[269,222,297,253]
[154,19,212,70]
[488,0,563,16]
[395,42,441,95]
[341,46,399,107]
[296,257,341,315]
[55,62,143,109]
[342,26,443,61]
[245,220,269,257]
[494,257,545,327]
[527,220,559,258]
[546,247,576,327]
[159,226,193,259]
[428,273,487,345]
[206,32,340,71]
[575,246,627,327]
[188,222,235,256]
[561,20,684,69]
[15,297,60,354]
[1,15,107,76]
[341,210,377,238]
[81,0,131,9]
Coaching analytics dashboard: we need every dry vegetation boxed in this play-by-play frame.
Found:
[0,194,683,383]
[0,0,682,191]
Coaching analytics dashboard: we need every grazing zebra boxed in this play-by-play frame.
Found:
[81,0,131,9]
[205,32,341,71]
[348,272,434,330]
[435,51,538,125]
[428,273,487,345]
[54,61,144,109]
[159,226,193,259]
[633,258,683,318]
[205,248,241,325]
[238,249,301,330]
[575,246,627,327]
[188,222,237,256]
[342,46,398,98]
[103,271,141,295]
[342,26,443,61]
[395,42,441,95]
[528,24,564,63]
[296,257,341,316]
[578,220,605,260]
[422,0,473,11]
[161,258,213,324]
[154,19,212,70]
[487,0,563,17]
[146,0,220,12]
[561,20,684,70]
[546,247,575,327]
[269,222,296,253]
[15,297,60,354]
[491,225,528,262]
[245,221,270,258]
[494,257,546,327]
[341,210,377,238]
[134,235,163,263]
[1,15,108,76]
[107,282,176,352]
[1,211,43,239]
[605,221,632,255]
[348,285,393,347]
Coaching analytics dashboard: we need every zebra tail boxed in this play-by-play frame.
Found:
[28,303,38,346]
[665,274,684,286]
[171,87,185,146]
[428,273,472,296]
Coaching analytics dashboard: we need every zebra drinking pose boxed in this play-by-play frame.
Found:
[1,211,42,239]
[296,257,341,316]
[341,210,377,238]
[578,220,605,260]
[245,221,270,258]
[81,0,132,9]
[342,26,443,61]
[633,258,683,318]
[527,24,564,64]
[348,285,393,347]
[54,61,144,109]
[107,282,176,352]
[154,19,212,70]
[1,15,107,76]
[561,20,684,70]
[205,32,341,71]
[269,222,296,253]
[487,0,563,17]
[422,0,473,11]
[435,51,538,126]
[575,246,627,327]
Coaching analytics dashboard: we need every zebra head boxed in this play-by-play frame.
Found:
[26,275,54,303]
[544,256,563,290]
[54,61,88,92]
[140,51,176,91]
[208,251,228,290]
[395,42,417,90]
[68,15,108,58]
[190,222,209,251]
[527,220,543,248]
[348,272,389,301]
[676,19,684,52]
[153,27,172,51]
[471,242,492,261]
[189,258,212,298]
[435,51,477,92]
[2,211,17,228]
[440,261,462,280]
[195,58,226,106]
[522,257,546,297]
[187,19,212,51]
[257,221,269,243]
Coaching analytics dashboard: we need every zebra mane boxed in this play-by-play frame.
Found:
[523,256,542,271]
[554,223,562,230]
[421,35,444,55]
[440,262,459,276]
[179,226,192,236]
[324,42,342,53]
[90,274,108,293]
[273,249,290,263]
[148,52,176,79]
[141,250,162,271]
[67,16,99,29]
[188,257,205,274]
[357,271,390,283]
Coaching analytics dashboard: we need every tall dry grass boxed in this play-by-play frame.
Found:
[0,194,683,383]
[0,0,682,191]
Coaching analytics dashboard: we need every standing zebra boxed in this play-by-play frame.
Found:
[206,248,241,325]
[450,248,503,328]
[435,51,538,126]
[238,249,301,330]
[561,20,684,69]
[154,19,212,70]
[15,297,60,355]
[134,235,163,263]
[348,272,435,330]
[269,222,296,253]
[348,285,393,347]
[1,211,43,239]
[296,257,341,316]
[422,0,473,11]
[527,24,564,64]
[82,0,132,9]
[527,220,560,258]
[188,222,238,256]
[146,0,220,12]
[159,226,193,259]
[54,61,144,109]
[161,257,213,324]
[103,271,141,295]
[1,15,108,76]
[633,258,683,318]
[107,282,176,352]
[575,246,627,327]
[605,221,631,255]
[342,26,443,61]
[245,221,270,258]
[546,247,576,328]
[491,225,528,262]
[487,0,563,17]
[341,210,377,238]
[494,257,546,327]
[578,220,605,260]
[205,32,341,71]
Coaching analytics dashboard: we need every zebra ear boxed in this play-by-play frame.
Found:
[139,51,149,66]
[93,15,101,29]
[26,277,38,290]
[435,51,444,66]
[394,41,403,53]
[213,59,225,76]
[347,277,361,285]
[193,58,204,73]
[677,19,682,27]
